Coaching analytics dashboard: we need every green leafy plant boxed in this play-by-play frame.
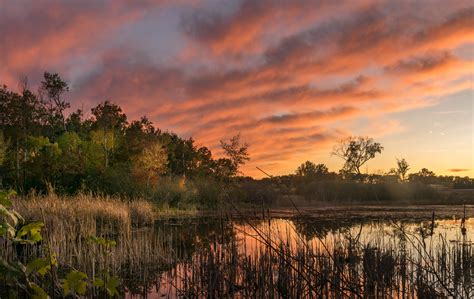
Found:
[0,190,52,298]
[88,235,121,296]
[0,190,122,297]
[63,270,88,296]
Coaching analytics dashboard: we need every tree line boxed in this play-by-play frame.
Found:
[0,73,249,195]
[1,72,471,203]
[293,136,473,189]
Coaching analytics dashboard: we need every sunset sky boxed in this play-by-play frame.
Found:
[1,0,472,177]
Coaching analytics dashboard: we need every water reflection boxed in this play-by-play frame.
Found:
[125,215,473,298]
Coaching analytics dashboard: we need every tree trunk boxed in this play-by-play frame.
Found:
[16,138,20,188]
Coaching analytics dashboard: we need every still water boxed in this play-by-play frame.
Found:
[124,212,473,298]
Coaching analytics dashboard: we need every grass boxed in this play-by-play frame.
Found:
[14,193,155,231]
[3,193,180,297]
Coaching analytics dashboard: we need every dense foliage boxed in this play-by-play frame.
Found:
[0,73,250,203]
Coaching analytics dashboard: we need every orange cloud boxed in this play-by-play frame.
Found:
[448,168,470,173]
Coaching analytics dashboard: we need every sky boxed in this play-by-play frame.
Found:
[0,0,473,178]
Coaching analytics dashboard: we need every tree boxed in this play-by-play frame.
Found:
[135,142,168,187]
[0,81,47,190]
[40,72,70,133]
[66,109,87,136]
[0,130,9,187]
[120,116,160,161]
[409,168,436,184]
[195,146,214,177]
[296,161,328,177]
[396,158,410,182]
[220,134,249,176]
[57,131,86,186]
[91,101,127,131]
[90,130,116,169]
[0,130,8,166]
[160,133,199,177]
[91,101,127,168]
[213,158,237,179]
[332,136,383,176]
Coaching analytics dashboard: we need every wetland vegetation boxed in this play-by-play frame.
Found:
[1,191,472,298]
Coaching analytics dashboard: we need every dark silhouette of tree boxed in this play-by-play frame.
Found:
[195,146,215,177]
[396,158,410,182]
[332,136,383,176]
[160,133,199,177]
[40,72,70,134]
[65,109,88,137]
[296,161,328,177]
[213,158,236,179]
[409,168,436,184]
[220,134,249,176]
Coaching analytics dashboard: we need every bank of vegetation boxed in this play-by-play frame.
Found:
[1,73,473,211]
[2,190,472,298]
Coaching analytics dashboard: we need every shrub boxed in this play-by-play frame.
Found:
[152,176,195,209]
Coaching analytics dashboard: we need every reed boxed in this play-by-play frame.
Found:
[163,218,473,298]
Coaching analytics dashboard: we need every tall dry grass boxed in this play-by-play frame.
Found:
[14,193,155,234]
[3,193,178,297]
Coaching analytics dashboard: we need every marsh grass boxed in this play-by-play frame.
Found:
[15,192,155,229]
[2,194,178,297]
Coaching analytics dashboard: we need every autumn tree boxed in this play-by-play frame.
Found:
[135,141,168,187]
[332,136,383,176]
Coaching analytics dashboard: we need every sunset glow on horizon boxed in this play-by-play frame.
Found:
[1,0,472,178]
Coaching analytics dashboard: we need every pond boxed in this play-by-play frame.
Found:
[122,208,473,298]
[3,204,472,298]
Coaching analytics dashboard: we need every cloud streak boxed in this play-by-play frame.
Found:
[1,0,472,177]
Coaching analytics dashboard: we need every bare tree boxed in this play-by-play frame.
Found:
[332,136,383,175]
